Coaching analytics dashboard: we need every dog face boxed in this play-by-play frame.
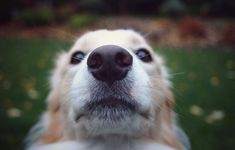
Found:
[50,29,171,139]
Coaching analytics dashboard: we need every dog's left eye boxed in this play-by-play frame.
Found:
[135,48,152,62]
[70,51,85,64]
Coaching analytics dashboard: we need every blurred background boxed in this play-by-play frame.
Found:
[0,0,234,150]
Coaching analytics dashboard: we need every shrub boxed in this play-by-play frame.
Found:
[179,18,207,38]
[16,6,54,26]
[69,14,95,29]
[160,0,187,17]
[222,25,235,46]
[55,4,77,22]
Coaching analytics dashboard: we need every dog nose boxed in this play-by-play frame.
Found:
[87,45,133,85]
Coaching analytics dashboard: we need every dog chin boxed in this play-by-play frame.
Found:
[78,107,142,136]
[86,97,136,119]
[71,82,145,136]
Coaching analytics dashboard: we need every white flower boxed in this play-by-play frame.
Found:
[205,110,225,124]
[7,108,22,118]
[189,105,203,116]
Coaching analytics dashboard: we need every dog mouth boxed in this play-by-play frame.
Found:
[76,97,136,122]
[87,98,136,110]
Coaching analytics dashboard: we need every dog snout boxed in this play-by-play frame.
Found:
[87,45,133,85]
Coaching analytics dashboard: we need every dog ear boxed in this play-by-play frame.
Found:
[47,52,68,112]
[159,87,183,149]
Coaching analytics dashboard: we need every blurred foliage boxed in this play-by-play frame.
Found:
[0,0,235,23]
[69,14,96,29]
[55,4,77,22]
[15,6,54,26]
[222,25,235,46]
[160,0,187,17]
[178,18,207,39]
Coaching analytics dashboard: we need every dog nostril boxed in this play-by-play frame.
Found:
[87,52,103,69]
[87,45,133,85]
[115,51,133,67]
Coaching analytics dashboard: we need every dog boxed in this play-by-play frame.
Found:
[24,29,190,150]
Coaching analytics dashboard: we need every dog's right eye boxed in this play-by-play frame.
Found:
[70,51,85,64]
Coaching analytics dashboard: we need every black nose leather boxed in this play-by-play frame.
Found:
[87,45,133,85]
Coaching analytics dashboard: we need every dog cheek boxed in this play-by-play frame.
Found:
[127,59,151,112]
[70,65,94,118]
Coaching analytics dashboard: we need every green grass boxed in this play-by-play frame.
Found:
[0,38,234,150]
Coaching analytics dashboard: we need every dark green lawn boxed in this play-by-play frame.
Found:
[0,38,234,150]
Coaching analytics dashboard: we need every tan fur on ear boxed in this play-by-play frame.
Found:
[47,52,68,112]
[38,52,68,144]
[159,88,183,150]
[39,111,63,144]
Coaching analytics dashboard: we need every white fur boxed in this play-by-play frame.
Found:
[28,141,175,150]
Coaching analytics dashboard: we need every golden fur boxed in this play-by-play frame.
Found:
[25,29,189,150]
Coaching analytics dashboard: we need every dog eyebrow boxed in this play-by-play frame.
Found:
[73,49,86,52]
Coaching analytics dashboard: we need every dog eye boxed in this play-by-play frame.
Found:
[135,48,152,62]
[70,51,85,64]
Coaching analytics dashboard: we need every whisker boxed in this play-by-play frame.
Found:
[143,31,153,38]
[169,72,185,76]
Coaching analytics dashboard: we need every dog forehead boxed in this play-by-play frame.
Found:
[70,29,150,53]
